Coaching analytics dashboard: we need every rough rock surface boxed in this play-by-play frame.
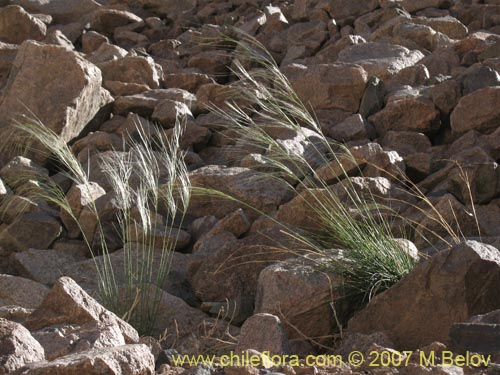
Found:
[0,318,45,373]
[348,241,500,349]
[0,41,111,146]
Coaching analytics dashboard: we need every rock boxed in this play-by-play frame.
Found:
[152,100,193,128]
[430,79,461,115]
[12,0,101,24]
[381,131,431,157]
[190,228,306,318]
[98,56,161,89]
[284,62,369,111]
[413,16,468,40]
[187,165,293,219]
[359,76,386,118]
[337,42,425,80]
[0,156,48,190]
[327,114,375,142]
[17,344,154,375]
[335,332,394,358]
[0,306,33,324]
[450,309,500,354]
[24,277,139,344]
[86,42,128,64]
[90,9,142,35]
[255,257,341,349]
[459,65,500,96]
[451,87,500,134]
[235,313,289,355]
[0,41,111,149]
[187,50,231,79]
[32,321,126,361]
[393,22,439,52]
[0,5,46,44]
[204,209,250,238]
[60,182,106,239]
[0,318,45,373]
[0,213,62,252]
[348,241,500,349]
[315,0,379,23]
[163,72,215,93]
[0,274,49,309]
[81,30,109,54]
[369,92,440,136]
[11,248,87,285]
[401,0,450,13]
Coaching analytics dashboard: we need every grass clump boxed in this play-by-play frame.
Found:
[203,29,419,317]
[9,117,190,336]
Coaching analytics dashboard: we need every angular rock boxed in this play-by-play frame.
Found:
[98,56,161,89]
[401,0,450,13]
[90,8,142,35]
[87,42,128,64]
[459,65,500,96]
[451,87,500,134]
[0,318,45,374]
[0,274,49,309]
[17,344,154,375]
[369,93,440,136]
[413,16,468,40]
[348,241,500,349]
[25,277,139,344]
[0,5,46,44]
[430,79,461,115]
[327,114,375,142]
[0,41,111,146]
[315,0,379,23]
[187,165,293,219]
[255,257,341,349]
[284,63,368,112]
[11,248,87,285]
[0,156,48,190]
[81,30,109,54]
[33,321,126,361]
[337,42,425,80]
[152,100,193,128]
[190,228,306,318]
[450,309,500,354]
[163,72,215,93]
[0,213,62,252]
[235,313,289,355]
[381,131,431,157]
[12,0,100,24]
[61,182,106,239]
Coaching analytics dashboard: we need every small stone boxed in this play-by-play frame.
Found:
[236,313,290,355]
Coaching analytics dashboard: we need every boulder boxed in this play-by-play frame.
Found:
[255,257,341,349]
[0,41,111,149]
[0,318,45,374]
[0,5,46,44]
[32,321,126,361]
[369,94,440,136]
[450,309,500,354]
[315,0,379,23]
[11,249,87,285]
[190,228,306,319]
[235,313,289,355]
[60,182,106,239]
[98,56,161,89]
[90,9,142,35]
[16,344,154,375]
[24,277,139,344]
[187,165,293,219]
[337,42,425,80]
[11,0,101,24]
[0,213,62,252]
[348,241,500,349]
[283,63,368,112]
[450,87,500,134]
[0,274,49,309]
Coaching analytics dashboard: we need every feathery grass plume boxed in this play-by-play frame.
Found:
[10,116,191,335]
[201,28,419,322]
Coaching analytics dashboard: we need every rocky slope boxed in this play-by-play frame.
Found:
[0,0,500,374]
